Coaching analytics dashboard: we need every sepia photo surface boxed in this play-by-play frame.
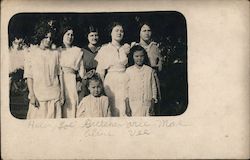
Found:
[1,0,250,159]
[8,12,188,119]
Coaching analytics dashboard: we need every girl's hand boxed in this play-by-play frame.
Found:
[125,98,132,116]
[30,95,39,107]
[76,81,82,92]
[126,106,132,117]
[149,99,155,116]
[59,93,65,106]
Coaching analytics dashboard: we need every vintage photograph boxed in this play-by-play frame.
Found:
[9,12,188,119]
[2,0,249,159]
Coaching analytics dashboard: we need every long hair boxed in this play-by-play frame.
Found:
[59,25,74,48]
[32,21,56,45]
[107,21,125,42]
[86,25,98,36]
[137,20,154,42]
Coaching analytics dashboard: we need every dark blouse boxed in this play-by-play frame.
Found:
[82,46,100,72]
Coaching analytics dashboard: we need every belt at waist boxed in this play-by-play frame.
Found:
[107,68,126,72]
[107,66,126,72]
[62,67,77,74]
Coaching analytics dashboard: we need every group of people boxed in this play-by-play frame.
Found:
[9,20,163,119]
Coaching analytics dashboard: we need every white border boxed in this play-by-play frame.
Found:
[1,0,250,159]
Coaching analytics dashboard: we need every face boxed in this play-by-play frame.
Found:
[12,38,24,50]
[41,32,53,49]
[63,29,74,46]
[88,80,102,97]
[111,25,124,42]
[88,32,99,45]
[133,50,145,66]
[140,24,152,42]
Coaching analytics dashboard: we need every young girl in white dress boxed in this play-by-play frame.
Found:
[59,26,85,118]
[95,22,130,117]
[77,72,110,117]
[125,45,157,116]
[131,22,163,115]
[24,23,64,119]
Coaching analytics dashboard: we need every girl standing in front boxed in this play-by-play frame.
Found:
[77,73,110,117]
[24,22,64,119]
[59,25,85,118]
[95,22,130,117]
[135,22,163,115]
[126,45,157,116]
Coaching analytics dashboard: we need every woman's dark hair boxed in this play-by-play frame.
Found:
[60,25,74,48]
[84,25,99,40]
[127,45,150,67]
[87,25,98,34]
[138,21,152,30]
[107,21,125,41]
[60,25,74,37]
[137,21,153,41]
[108,21,123,34]
[32,21,56,45]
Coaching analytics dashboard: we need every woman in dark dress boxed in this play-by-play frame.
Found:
[78,25,101,101]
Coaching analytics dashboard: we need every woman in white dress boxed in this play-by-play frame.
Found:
[59,26,85,118]
[95,22,130,117]
[24,23,64,119]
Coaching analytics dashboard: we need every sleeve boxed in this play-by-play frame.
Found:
[95,47,109,80]
[76,99,86,118]
[124,70,130,99]
[103,97,110,117]
[55,51,61,76]
[151,70,157,101]
[81,49,88,69]
[76,49,85,79]
[23,52,33,79]
[57,52,63,76]
[155,45,162,58]
[78,58,85,79]
[155,45,163,72]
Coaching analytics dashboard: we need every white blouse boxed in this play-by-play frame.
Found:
[126,65,157,103]
[95,43,128,78]
[60,46,85,78]
[77,95,110,117]
[24,46,60,101]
